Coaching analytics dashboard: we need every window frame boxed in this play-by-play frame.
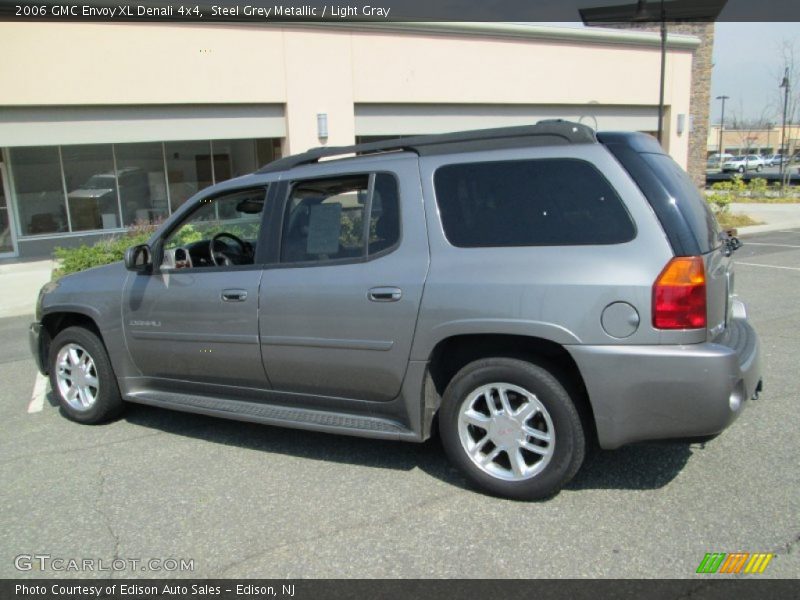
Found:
[432,157,637,249]
[151,184,273,274]
[274,170,402,269]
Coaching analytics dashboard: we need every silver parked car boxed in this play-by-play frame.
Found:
[30,121,762,500]
[722,154,764,173]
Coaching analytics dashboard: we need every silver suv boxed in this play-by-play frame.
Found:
[30,121,762,499]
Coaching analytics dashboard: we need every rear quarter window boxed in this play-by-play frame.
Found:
[433,158,635,248]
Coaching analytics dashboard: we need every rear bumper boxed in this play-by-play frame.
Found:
[568,317,762,449]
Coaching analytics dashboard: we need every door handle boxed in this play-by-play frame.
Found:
[221,289,248,302]
[368,287,402,302]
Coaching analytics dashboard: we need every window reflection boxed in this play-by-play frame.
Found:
[62,144,117,232]
[115,143,168,226]
[165,141,213,213]
[8,147,68,235]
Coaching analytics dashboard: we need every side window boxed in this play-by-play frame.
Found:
[280,173,400,264]
[368,173,400,255]
[161,187,267,269]
[433,159,635,247]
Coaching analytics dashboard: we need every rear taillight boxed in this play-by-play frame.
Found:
[653,256,706,329]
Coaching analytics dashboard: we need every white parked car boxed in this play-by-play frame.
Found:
[722,154,764,173]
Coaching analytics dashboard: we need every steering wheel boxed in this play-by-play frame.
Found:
[210,232,251,266]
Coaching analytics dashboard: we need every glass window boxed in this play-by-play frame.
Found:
[211,139,257,182]
[115,143,168,226]
[368,173,400,255]
[433,159,635,247]
[281,175,369,263]
[256,139,282,169]
[62,144,118,232]
[162,187,267,269]
[165,141,213,213]
[9,147,68,236]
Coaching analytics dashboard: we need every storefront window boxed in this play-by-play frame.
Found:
[211,139,257,182]
[8,138,282,239]
[165,141,213,213]
[115,143,168,226]
[61,144,118,232]
[256,138,282,168]
[8,147,67,236]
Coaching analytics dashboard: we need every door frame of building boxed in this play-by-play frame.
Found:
[0,159,20,258]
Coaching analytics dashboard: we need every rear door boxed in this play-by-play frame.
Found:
[259,155,429,402]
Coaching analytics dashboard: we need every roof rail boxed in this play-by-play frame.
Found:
[256,119,597,173]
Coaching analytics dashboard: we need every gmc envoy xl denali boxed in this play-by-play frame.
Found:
[30,121,763,499]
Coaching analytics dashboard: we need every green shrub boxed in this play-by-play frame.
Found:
[706,175,746,215]
[52,221,159,279]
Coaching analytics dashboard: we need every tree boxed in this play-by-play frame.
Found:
[773,38,800,185]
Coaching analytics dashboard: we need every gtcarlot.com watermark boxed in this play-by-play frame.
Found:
[14,553,194,573]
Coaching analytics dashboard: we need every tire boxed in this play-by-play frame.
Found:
[756,165,762,172]
[738,166,745,173]
[48,326,124,424]
[439,357,585,500]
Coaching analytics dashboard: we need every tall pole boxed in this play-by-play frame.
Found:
[780,68,790,190]
[716,95,729,172]
[657,0,666,146]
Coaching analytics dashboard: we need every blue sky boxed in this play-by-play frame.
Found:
[710,22,800,123]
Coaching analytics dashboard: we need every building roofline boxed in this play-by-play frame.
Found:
[287,22,701,50]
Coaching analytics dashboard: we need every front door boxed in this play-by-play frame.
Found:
[123,186,272,391]
[0,163,19,257]
[260,158,429,402]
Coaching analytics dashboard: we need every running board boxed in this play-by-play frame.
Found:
[126,390,416,441]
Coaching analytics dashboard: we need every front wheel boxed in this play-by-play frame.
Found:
[738,166,745,173]
[439,358,585,500]
[49,326,124,424]
[756,165,763,172]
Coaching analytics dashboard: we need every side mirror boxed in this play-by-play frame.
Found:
[124,244,152,273]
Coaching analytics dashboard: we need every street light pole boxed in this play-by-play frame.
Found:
[780,68,790,190]
[716,95,729,172]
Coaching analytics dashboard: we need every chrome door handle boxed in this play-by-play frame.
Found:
[221,289,248,302]
[368,287,402,302]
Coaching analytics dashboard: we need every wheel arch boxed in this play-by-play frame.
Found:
[39,309,105,374]
[424,333,598,445]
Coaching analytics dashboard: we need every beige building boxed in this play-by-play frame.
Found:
[707,123,800,156]
[0,21,700,258]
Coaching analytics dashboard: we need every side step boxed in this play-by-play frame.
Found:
[126,390,416,441]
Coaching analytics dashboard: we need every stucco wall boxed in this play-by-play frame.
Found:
[0,22,697,165]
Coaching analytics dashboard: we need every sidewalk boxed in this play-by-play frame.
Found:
[731,203,800,236]
[0,259,53,318]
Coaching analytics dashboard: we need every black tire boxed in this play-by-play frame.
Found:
[439,357,585,500]
[738,166,745,173]
[756,165,762,172]
[48,326,124,424]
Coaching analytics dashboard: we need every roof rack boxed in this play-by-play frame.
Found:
[256,119,597,173]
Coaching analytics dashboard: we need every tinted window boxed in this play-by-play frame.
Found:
[434,159,635,247]
[368,173,400,255]
[640,153,720,252]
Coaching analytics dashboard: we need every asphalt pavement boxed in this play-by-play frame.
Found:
[1,229,798,579]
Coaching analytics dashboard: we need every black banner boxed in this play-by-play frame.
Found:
[3,579,800,600]
[1,0,800,23]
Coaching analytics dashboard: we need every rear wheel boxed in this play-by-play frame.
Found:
[49,326,124,424]
[439,357,585,500]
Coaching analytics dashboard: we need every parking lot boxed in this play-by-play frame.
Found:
[1,229,798,579]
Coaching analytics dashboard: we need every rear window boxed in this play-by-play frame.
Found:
[433,158,635,248]
[639,153,720,252]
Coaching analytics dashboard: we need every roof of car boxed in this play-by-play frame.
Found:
[256,119,598,174]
